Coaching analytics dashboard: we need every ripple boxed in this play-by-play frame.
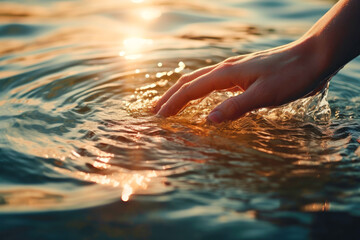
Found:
[0,23,48,38]
[0,1,360,239]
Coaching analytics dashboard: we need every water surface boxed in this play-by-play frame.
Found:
[0,0,360,239]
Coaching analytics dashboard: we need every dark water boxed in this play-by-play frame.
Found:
[1,0,360,239]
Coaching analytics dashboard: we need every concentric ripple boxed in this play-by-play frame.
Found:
[0,0,360,239]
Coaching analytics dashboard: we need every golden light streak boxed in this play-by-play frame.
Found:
[119,37,153,60]
[121,184,133,201]
[175,61,186,73]
[140,8,162,21]
[93,161,111,169]
[76,170,158,202]
[71,150,81,158]
[302,201,330,212]
[92,151,114,170]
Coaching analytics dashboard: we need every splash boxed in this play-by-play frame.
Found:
[256,83,331,123]
[125,76,331,125]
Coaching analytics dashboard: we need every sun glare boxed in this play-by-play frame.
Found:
[140,8,162,21]
[119,37,153,60]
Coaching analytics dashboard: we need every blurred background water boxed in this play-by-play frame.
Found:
[0,0,360,239]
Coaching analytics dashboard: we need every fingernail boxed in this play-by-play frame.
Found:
[208,110,224,124]
[155,113,163,118]
[156,105,167,117]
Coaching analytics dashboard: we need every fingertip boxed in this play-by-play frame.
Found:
[150,103,158,114]
[207,110,225,124]
[152,97,165,114]
[155,112,165,119]
[156,104,170,118]
[152,103,160,114]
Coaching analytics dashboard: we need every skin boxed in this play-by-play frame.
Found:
[153,0,360,123]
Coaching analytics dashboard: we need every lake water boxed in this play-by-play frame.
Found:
[1,0,360,239]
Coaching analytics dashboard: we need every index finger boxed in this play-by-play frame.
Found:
[153,64,217,113]
[153,56,245,113]
[157,63,237,117]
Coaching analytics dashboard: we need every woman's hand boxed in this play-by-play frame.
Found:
[154,37,325,123]
[153,0,360,123]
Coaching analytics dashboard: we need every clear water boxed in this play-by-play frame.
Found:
[1,0,360,239]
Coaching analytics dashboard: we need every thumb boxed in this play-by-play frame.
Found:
[207,85,266,123]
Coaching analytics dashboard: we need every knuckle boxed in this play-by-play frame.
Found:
[224,56,241,63]
[180,82,191,90]
[216,62,237,85]
[224,57,235,63]
[179,83,190,95]
[217,63,236,79]
[178,74,190,85]
[179,82,192,99]
[219,62,234,70]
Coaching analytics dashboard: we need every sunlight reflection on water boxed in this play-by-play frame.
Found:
[121,37,154,60]
[0,0,360,239]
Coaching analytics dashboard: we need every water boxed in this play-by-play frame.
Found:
[0,0,360,239]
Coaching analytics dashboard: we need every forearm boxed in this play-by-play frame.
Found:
[304,0,360,76]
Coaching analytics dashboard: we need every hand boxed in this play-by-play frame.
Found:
[153,0,360,123]
[154,38,326,123]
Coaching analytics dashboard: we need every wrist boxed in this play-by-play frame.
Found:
[291,35,328,81]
